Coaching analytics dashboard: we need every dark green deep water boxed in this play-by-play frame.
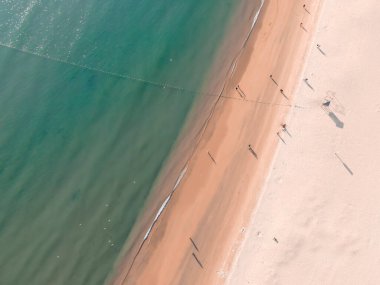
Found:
[0,0,243,284]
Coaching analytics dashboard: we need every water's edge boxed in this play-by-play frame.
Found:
[107,0,265,283]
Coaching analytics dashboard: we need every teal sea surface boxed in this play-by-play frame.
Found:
[0,0,243,284]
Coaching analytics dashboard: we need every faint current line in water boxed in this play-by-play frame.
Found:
[0,42,219,97]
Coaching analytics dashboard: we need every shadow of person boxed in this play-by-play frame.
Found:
[328,112,344,128]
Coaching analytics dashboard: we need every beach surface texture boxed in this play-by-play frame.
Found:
[115,0,329,284]
[227,0,380,284]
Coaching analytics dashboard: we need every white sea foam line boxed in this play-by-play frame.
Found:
[143,165,188,241]
[252,0,264,29]
[230,0,264,80]
[173,165,188,190]
[142,195,170,241]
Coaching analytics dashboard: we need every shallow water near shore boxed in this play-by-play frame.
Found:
[0,0,250,284]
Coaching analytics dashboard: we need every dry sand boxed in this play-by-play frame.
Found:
[113,0,325,284]
[227,0,380,284]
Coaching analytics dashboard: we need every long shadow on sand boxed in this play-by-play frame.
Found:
[321,103,344,129]
[335,153,353,175]
[328,111,344,128]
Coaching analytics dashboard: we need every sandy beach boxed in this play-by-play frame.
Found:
[112,0,325,284]
[227,0,380,284]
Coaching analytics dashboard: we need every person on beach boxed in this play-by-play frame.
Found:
[279,88,289,100]
[316,44,326,55]
[277,131,286,144]
[280,123,291,139]
[303,4,311,14]
[248,144,258,159]
[323,101,331,107]
[269,74,278,86]
[236,85,246,99]
[304,78,314,90]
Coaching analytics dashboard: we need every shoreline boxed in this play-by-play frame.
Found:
[107,1,263,283]
[139,0,266,259]
[110,0,324,284]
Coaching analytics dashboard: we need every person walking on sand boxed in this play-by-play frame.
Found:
[322,100,331,107]
[280,123,292,138]
[304,78,314,90]
[300,22,307,32]
[303,4,311,14]
[248,144,258,159]
[236,85,246,99]
[316,44,326,55]
[279,89,289,100]
[269,74,278,86]
[277,131,286,144]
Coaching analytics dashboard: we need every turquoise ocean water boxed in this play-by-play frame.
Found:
[0,0,245,284]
